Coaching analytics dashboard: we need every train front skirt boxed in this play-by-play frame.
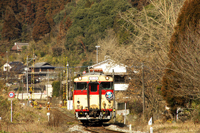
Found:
[75,109,113,122]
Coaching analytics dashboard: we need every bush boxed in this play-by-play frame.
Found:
[52,80,60,97]
[129,100,143,114]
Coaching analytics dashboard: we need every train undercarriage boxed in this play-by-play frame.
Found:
[76,109,113,124]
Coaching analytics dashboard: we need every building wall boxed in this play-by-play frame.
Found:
[45,84,53,97]
[114,84,129,91]
[91,60,129,91]
[3,63,11,72]
[15,93,47,100]
[93,62,127,74]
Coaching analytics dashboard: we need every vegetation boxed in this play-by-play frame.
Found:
[1,0,200,131]
[162,0,200,113]
[52,80,61,97]
[0,0,133,67]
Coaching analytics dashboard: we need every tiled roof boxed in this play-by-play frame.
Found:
[9,61,23,66]
[11,43,29,51]
[9,61,25,74]
[30,62,55,68]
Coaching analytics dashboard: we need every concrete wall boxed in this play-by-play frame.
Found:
[116,109,130,115]
[114,83,129,91]
[15,93,47,100]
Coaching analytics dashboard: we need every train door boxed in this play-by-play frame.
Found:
[88,83,100,109]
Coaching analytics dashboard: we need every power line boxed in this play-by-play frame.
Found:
[56,65,90,69]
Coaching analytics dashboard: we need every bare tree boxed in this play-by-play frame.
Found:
[97,0,185,120]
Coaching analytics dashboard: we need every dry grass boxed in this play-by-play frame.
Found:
[1,97,200,133]
[129,119,200,133]
[127,120,200,133]
[112,113,200,133]
[151,121,200,133]
[0,98,71,133]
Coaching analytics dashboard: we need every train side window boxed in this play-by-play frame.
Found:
[75,82,87,90]
[90,83,97,92]
[101,82,113,90]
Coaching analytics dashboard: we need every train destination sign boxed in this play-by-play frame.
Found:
[89,76,98,80]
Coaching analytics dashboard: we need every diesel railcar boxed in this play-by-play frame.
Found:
[73,69,115,124]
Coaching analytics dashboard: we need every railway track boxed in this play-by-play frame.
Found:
[84,125,126,133]
[49,108,79,126]
[37,101,128,132]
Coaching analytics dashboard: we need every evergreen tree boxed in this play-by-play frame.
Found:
[65,17,72,31]
[25,1,36,25]
[32,0,50,42]
[2,8,21,41]
[65,0,131,53]
[45,0,56,29]
[10,0,18,14]
[52,80,60,97]
[0,0,10,19]
[161,0,200,112]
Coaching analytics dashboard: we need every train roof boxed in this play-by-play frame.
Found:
[83,72,106,76]
[74,72,113,82]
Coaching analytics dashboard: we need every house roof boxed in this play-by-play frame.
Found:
[91,59,127,68]
[90,59,112,68]
[30,62,55,68]
[9,61,23,66]
[90,59,127,75]
[11,43,29,51]
[9,61,25,74]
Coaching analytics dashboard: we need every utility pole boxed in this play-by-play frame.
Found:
[66,61,69,101]
[31,52,35,100]
[64,57,69,107]
[95,46,100,63]
[6,51,9,86]
[26,56,29,94]
[26,56,29,106]
[112,69,116,122]
[25,54,36,104]
[142,62,145,121]
[6,51,8,85]
[47,69,49,98]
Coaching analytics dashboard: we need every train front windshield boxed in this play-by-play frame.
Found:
[74,82,87,90]
[74,82,113,90]
[101,82,113,90]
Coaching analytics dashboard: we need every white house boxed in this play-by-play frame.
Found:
[3,61,24,72]
[89,59,129,91]
[3,63,12,72]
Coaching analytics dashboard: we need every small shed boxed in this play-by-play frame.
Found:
[11,42,29,52]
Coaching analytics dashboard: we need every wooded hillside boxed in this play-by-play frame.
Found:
[0,0,149,67]
[2,0,200,119]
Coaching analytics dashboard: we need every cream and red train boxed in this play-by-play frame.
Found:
[73,69,115,124]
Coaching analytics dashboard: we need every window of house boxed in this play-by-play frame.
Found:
[114,75,125,83]
[117,102,129,110]
[118,103,125,110]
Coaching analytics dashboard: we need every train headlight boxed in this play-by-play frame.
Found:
[78,77,82,80]
[77,105,80,109]
[77,100,80,104]
[105,76,109,80]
